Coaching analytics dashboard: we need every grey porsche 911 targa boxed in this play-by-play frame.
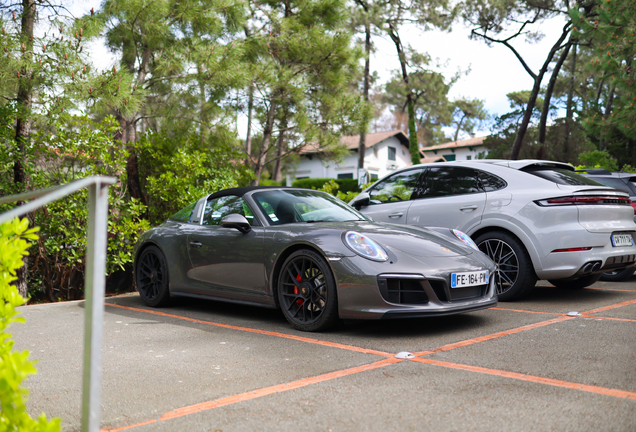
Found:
[134,187,497,331]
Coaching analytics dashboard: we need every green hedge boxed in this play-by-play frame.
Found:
[291,178,360,193]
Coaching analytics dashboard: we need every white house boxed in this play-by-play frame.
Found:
[287,130,411,185]
[419,136,489,162]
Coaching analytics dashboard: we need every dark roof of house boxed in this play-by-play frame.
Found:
[420,136,486,152]
[300,130,410,154]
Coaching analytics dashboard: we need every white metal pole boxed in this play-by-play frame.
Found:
[81,180,110,432]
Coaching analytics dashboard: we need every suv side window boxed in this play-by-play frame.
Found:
[368,169,424,204]
[202,196,257,226]
[413,166,481,199]
[478,170,507,191]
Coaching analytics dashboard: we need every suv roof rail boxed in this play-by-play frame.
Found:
[575,168,612,174]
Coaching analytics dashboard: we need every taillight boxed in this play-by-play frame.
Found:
[536,196,632,206]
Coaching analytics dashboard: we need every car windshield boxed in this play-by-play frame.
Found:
[252,189,368,225]
[522,166,605,186]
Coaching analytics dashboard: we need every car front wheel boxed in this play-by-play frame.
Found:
[136,245,171,307]
[278,249,339,332]
[475,231,537,301]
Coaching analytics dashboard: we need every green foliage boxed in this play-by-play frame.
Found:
[578,150,619,172]
[0,113,150,301]
[314,179,365,203]
[259,179,284,187]
[570,0,636,166]
[136,130,254,225]
[0,218,61,432]
[292,178,360,193]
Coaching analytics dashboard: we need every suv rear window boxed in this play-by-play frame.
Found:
[522,166,605,186]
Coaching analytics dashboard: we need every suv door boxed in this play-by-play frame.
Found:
[406,166,486,232]
[362,168,424,224]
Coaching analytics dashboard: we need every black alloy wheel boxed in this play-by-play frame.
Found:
[475,231,537,301]
[278,249,338,332]
[136,245,171,307]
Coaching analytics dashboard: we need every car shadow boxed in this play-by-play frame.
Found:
[102,294,492,339]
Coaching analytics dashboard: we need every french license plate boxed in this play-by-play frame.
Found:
[611,234,634,247]
[451,270,489,288]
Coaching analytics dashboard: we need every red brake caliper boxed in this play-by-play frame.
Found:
[294,274,303,307]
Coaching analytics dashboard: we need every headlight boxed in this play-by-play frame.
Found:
[452,229,479,251]
[343,231,388,262]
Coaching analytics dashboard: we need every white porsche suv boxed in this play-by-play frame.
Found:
[350,160,636,300]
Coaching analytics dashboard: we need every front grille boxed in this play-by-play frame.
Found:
[377,278,428,304]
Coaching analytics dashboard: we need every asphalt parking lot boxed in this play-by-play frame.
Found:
[13,277,636,432]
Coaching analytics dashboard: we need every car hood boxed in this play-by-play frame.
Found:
[292,221,473,258]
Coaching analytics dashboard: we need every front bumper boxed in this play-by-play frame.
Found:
[329,253,497,320]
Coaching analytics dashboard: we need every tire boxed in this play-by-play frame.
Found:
[475,231,537,301]
[277,249,339,332]
[549,274,602,289]
[136,245,171,307]
[600,268,635,282]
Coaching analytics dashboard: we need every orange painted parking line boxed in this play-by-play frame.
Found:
[413,316,574,357]
[582,298,636,315]
[160,357,402,421]
[589,287,636,293]
[411,357,636,401]
[106,303,393,357]
[584,316,636,323]
[492,307,562,315]
[101,419,157,431]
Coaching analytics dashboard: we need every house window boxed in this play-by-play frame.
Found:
[443,154,456,161]
[337,173,353,179]
[466,155,472,160]
[370,173,379,181]
[296,176,309,180]
[388,146,396,161]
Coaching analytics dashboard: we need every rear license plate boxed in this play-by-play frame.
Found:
[611,234,634,247]
[451,270,489,288]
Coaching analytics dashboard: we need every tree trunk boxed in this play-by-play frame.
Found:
[12,0,36,299]
[245,83,254,164]
[599,85,615,151]
[252,102,277,186]
[358,20,371,170]
[272,125,286,183]
[121,46,152,204]
[387,21,419,164]
[536,42,571,159]
[510,24,571,160]
[564,44,577,160]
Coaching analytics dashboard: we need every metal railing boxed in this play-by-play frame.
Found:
[0,176,116,432]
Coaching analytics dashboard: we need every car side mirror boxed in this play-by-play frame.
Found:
[350,192,370,210]
[220,214,252,233]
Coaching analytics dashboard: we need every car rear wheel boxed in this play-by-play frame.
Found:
[136,246,171,307]
[278,249,339,332]
[475,231,537,301]
[549,274,602,289]
[600,268,635,282]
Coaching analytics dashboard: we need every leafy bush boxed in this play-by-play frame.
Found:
[577,150,636,173]
[136,130,254,225]
[291,178,360,193]
[315,179,369,203]
[0,114,150,301]
[0,218,61,431]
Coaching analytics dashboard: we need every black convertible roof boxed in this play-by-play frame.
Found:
[207,186,289,200]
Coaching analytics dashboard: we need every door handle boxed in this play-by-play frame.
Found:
[459,206,478,212]
[388,212,404,218]
[189,241,203,248]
